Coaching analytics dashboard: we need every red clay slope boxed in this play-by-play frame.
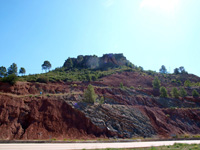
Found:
[0,94,113,140]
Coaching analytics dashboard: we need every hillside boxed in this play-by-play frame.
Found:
[0,53,200,140]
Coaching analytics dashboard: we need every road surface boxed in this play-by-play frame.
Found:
[1,140,200,150]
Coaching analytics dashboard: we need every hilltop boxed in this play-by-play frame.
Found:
[0,53,200,140]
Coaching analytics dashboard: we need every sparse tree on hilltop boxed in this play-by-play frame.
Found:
[159,65,167,74]
[42,61,51,72]
[19,67,26,76]
[0,66,7,77]
[174,68,180,74]
[8,63,18,75]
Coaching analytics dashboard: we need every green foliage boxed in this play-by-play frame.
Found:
[99,96,104,104]
[171,87,179,99]
[174,68,180,74]
[179,88,187,98]
[42,60,51,72]
[176,80,182,86]
[152,77,161,90]
[184,80,191,88]
[120,82,124,89]
[2,74,18,85]
[192,89,199,98]
[19,67,26,76]
[0,66,7,77]
[83,84,97,104]
[36,76,49,83]
[64,57,73,68]
[171,79,176,83]
[159,65,167,74]
[8,63,18,75]
[160,86,168,98]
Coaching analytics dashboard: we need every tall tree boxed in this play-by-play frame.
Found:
[179,66,187,74]
[19,67,26,76]
[174,68,180,74]
[0,66,7,77]
[159,65,167,74]
[42,61,51,72]
[8,63,18,75]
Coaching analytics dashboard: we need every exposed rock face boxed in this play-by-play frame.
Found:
[1,70,200,140]
[63,53,129,69]
[0,95,113,140]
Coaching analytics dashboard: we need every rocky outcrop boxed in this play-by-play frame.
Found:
[63,53,129,69]
[0,95,113,140]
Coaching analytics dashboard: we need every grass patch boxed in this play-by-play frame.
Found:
[93,143,200,150]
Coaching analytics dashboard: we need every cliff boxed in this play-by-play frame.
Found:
[63,53,129,69]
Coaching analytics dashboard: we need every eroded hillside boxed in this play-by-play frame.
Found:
[0,70,200,140]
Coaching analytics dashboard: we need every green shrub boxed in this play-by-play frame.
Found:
[83,84,97,104]
[2,74,18,85]
[179,88,187,98]
[120,82,124,89]
[160,86,168,98]
[99,96,104,104]
[152,77,161,90]
[192,90,199,98]
[184,80,191,88]
[36,76,49,83]
[171,87,179,98]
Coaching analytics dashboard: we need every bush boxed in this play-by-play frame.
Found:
[184,80,191,88]
[2,74,18,85]
[36,76,49,83]
[179,88,187,98]
[171,87,179,99]
[152,77,161,90]
[160,86,168,98]
[120,82,124,89]
[83,84,97,104]
[192,90,199,98]
[99,96,104,104]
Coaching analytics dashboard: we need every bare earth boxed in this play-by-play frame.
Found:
[1,140,200,150]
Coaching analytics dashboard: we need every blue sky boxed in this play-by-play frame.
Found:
[0,0,199,76]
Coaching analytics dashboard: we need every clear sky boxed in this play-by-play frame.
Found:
[0,0,199,76]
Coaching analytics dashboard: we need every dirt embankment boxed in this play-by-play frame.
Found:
[0,71,200,140]
[0,94,113,140]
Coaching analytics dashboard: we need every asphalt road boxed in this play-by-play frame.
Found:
[1,140,200,150]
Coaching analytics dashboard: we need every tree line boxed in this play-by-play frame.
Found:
[0,63,26,77]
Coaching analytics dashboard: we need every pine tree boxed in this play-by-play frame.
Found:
[8,63,18,75]
[192,90,199,98]
[179,88,187,98]
[160,86,168,98]
[152,77,161,90]
[83,84,97,104]
[171,87,179,98]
